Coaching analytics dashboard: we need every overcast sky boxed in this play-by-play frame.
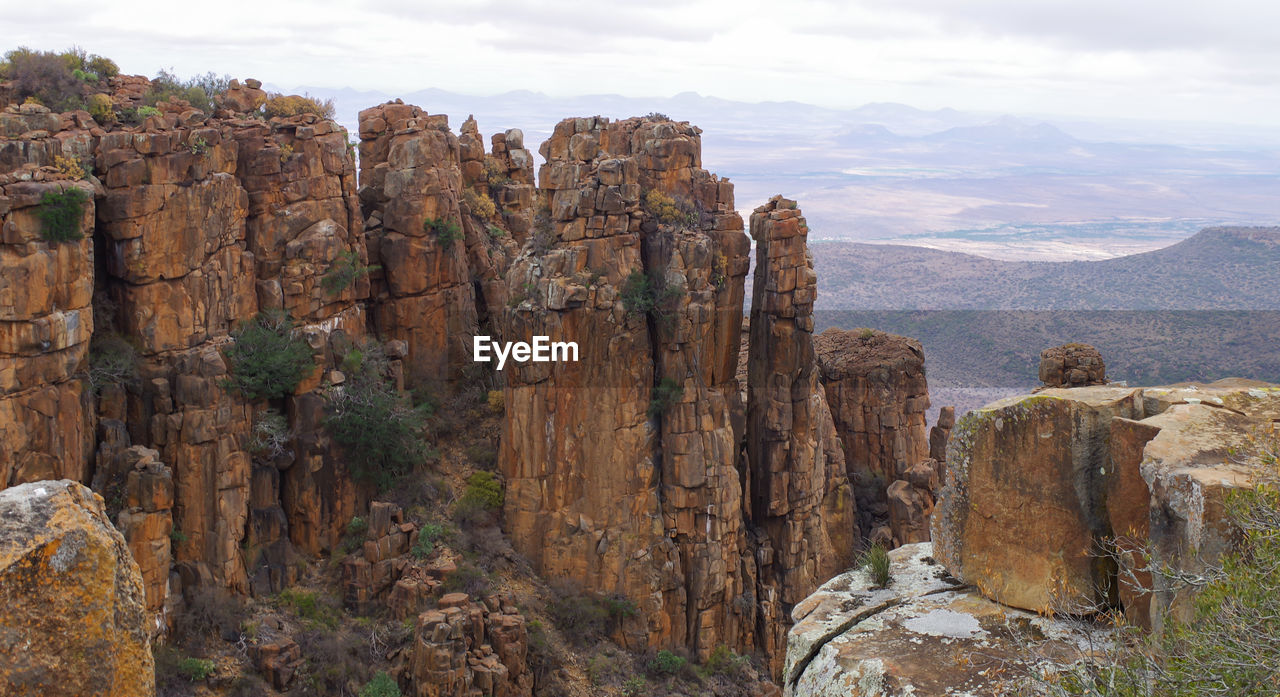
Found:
[7,0,1280,125]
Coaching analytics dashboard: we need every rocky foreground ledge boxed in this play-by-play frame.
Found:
[785,379,1279,696]
[784,543,1098,697]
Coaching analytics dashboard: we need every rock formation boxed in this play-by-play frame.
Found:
[358,102,530,390]
[409,592,532,697]
[499,115,754,660]
[814,328,929,538]
[783,543,1100,697]
[934,379,1279,629]
[0,479,153,697]
[747,197,854,665]
[1038,342,1106,388]
[928,405,953,467]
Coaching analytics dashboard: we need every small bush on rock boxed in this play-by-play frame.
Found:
[424,216,463,250]
[860,543,891,588]
[359,672,401,697]
[37,187,89,242]
[224,309,315,400]
[325,341,430,490]
[261,93,335,119]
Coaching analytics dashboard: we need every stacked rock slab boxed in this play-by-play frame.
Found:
[359,102,479,390]
[111,445,175,633]
[1,172,95,488]
[1039,342,1106,388]
[747,196,852,669]
[409,592,532,697]
[934,379,1280,632]
[500,115,755,660]
[0,480,154,697]
[814,328,929,538]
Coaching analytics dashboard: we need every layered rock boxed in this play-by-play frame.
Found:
[747,197,853,666]
[0,173,95,488]
[783,543,1102,697]
[934,380,1280,631]
[500,115,754,659]
[360,102,482,389]
[409,592,532,697]
[814,328,929,538]
[111,445,174,633]
[885,461,938,547]
[1038,342,1106,388]
[0,480,153,697]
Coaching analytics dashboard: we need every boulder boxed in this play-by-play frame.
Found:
[1038,343,1106,388]
[784,543,1102,697]
[0,480,153,696]
[933,386,1143,612]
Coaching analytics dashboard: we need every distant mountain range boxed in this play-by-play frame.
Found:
[288,84,1280,262]
[815,226,1280,310]
[813,227,1280,398]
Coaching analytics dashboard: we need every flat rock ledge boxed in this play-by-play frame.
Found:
[783,543,1104,697]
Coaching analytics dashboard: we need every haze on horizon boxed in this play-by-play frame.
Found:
[7,0,1280,129]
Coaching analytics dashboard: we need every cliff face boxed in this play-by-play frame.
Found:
[0,88,900,691]
[499,116,754,659]
[358,102,532,390]
[813,328,930,542]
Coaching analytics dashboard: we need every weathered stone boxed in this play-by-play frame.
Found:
[0,480,153,696]
[1039,343,1106,388]
[815,328,929,539]
[784,543,1104,697]
[933,386,1143,612]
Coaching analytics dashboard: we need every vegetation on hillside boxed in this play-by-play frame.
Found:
[224,310,316,400]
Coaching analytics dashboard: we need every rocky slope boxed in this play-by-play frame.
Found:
[0,69,952,695]
[785,378,1280,694]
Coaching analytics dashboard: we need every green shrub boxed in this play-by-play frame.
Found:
[176,657,215,681]
[621,270,683,323]
[859,543,891,588]
[86,92,114,123]
[325,342,430,490]
[859,327,877,340]
[424,216,463,250]
[2,47,92,111]
[648,378,683,418]
[37,187,89,242]
[339,515,368,555]
[460,471,504,510]
[261,93,336,119]
[86,332,138,393]
[359,672,401,697]
[278,588,339,630]
[118,105,161,124]
[703,644,749,678]
[649,650,687,676]
[321,249,376,296]
[412,523,445,559]
[224,309,315,400]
